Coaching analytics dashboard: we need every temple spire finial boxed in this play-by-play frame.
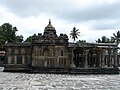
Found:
[45,19,55,30]
[49,19,51,24]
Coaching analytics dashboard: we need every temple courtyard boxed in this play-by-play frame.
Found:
[0,67,120,90]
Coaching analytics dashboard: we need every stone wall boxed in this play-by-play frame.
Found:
[32,45,70,68]
[5,46,31,65]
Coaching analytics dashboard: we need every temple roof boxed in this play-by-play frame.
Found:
[43,20,57,38]
[68,42,118,49]
[45,19,55,30]
[4,42,31,47]
[32,20,68,45]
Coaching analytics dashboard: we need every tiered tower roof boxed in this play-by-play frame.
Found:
[43,19,57,38]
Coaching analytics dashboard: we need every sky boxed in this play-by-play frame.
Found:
[0,0,120,42]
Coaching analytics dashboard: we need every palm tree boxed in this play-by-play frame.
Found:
[70,27,80,42]
[70,27,80,67]
[110,37,115,43]
[113,31,120,46]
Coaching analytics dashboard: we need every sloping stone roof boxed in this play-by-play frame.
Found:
[68,42,118,49]
[4,42,31,47]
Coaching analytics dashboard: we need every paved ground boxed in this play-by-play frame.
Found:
[0,68,120,90]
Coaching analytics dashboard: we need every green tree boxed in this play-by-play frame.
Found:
[101,36,107,43]
[15,35,24,42]
[97,38,101,43]
[96,36,107,43]
[0,23,17,43]
[113,31,120,46]
[96,36,115,43]
[76,40,86,43]
[0,31,5,48]
[70,27,80,42]
[0,23,23,48]
[24,36,32,42]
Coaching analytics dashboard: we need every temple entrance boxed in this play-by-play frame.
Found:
[73,48,84,67]
[73,48,101,68]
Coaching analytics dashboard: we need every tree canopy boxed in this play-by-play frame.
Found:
[96,36,115,43]
[96,31,120,46]
[24,36,32,43]
[0,23,23,48]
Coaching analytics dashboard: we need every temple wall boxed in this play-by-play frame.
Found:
[32,45,70,68]
[5,47,31,65]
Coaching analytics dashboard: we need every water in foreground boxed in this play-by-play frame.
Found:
[0,67,120,90]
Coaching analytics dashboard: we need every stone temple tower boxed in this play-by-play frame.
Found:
[43,19,58,38]
[31,20,70,68]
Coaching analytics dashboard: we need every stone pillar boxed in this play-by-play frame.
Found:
[14,56,17,64]
[8,56,12,64]
[57,58,59,67]
[32,59,35,66]
[84,50,89,68]
[22,56,25,64]
[114,50,118,67]
[94,54,97,67]
[70,49,76,68]
[44,51,47,67]
[99,52,102,67]
[109,53,112,67]
[108,49,112,67]
[102,52,105,68]
[118,56,120,66]
[44,60,47,67]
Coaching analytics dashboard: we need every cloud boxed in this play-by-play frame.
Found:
[88,20,120,30]
[0,0,75,17]
[0,0,120,22]
[0,0,120,42]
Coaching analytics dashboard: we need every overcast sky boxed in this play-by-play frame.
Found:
[0,0,120,42]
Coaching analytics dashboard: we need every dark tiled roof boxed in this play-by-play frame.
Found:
[68,42,118,48]
[4,42,31,47]
[68,43,78,47]
[95,43,117,46]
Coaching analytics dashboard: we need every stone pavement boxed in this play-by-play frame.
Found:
[0,71,120,90]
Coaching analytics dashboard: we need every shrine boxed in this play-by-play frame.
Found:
[3,20,120,74]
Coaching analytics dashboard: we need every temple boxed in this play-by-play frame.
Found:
[3,20,120,74]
